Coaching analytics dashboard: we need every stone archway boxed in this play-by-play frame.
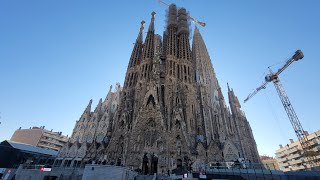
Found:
[150,154,158,174]
[142,154,149,175]
[223,141,240,162]
[141,153,158,175]
[177,159,182,168]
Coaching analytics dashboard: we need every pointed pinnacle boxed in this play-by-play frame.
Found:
[151,11,156,19]
[140,20,145,31]
[147,11,156,32]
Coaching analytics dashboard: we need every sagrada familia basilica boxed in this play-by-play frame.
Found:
[57,4,260,174]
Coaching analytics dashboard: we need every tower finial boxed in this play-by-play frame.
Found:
[151,11,156,19]
[137,20,145,42]
[140,20,145,32]
[227,83,230,92]
[147,11,156,32]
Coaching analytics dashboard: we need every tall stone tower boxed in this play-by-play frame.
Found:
[57,4,260,174]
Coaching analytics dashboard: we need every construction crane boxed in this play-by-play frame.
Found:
[157,0,206,27]
[244,50,319,168]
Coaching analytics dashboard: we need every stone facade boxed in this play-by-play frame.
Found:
[57,4,260,174]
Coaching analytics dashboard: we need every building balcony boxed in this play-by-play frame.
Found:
[288,153,301,160]
[42,133,68,142]
[39,139,65,147]
[281,162,289,167]
[278,157,289,163]
[38,143,60,151]
[290,159,303,165]
[308,138,320,146]
[291,165,306,171]
[38,144,60,151]
[286,147,297,154]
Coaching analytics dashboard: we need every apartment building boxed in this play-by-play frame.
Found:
[275,130,320,172]
[10,126,69,151]
[260,155,280,170]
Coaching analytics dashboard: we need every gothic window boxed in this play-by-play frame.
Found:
[176,135,181,148]
[175,120,181,130]
[147,119,156,127]
[161,85,165,105]
[187,66,190,83]
[141,65,144,79]
[134,73,138,85]
[192,104,194,115]
[146,95,156,107]
[157,87,159,102]
[184,65,187,81]
[120,120,125,128]
[169,61,172,75]
[177,65,180,79]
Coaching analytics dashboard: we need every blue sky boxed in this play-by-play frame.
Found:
[0,0,319,157]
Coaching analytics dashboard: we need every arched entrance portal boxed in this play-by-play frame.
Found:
[177,159,182,168]
[141,153,158,175]
[151,154,158,174]
[142,154,149,175]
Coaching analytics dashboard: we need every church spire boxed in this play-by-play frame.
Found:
[137,20,145,43]
[84,99,92,114]
[142,12,156,60]
[228,84,241,114]
[128,20,145,68]
[177,8,191,60]
[148,11,155,32]
[165,4,177,57]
